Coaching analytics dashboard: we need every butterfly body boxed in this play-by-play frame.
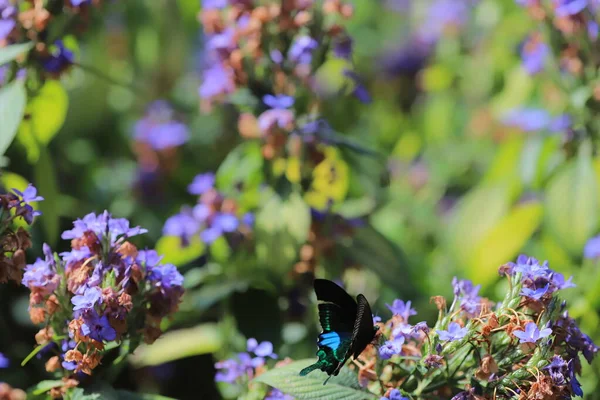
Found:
[300,279,377,382]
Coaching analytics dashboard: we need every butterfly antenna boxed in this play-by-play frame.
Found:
[323,375,333,385]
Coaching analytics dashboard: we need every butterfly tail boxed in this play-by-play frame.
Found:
[299,362,322,376]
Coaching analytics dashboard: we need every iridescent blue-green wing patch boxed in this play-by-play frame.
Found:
[350,294,377,359]
[300,279,358,380]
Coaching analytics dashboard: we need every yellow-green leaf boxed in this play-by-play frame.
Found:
[129,324,221,368]
[445,184,510,267]
[544,143,599,256]
[155,235,205,266]
[0,79,27,157]
[467,201,543,286]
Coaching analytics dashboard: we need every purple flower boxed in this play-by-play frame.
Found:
[22,258,59,294]
[513,322,552,344]
[199,63,235,99]
[71,286,102,312]
[42,41,74,73]
[385,389,409,400]
[0,353,9,368]
[386,299,417,320]
[60,246,92,265]
[162,209,201,243]
[265,389,294,400]
[511,255,550,280]
[188,173,215,195]
[149,264,184,289]
[11,184,44,223]
[270,49,284,64]
[521,36,549,75]
[520,284,549,300]
[378,337,404,359]
[584,235,600,258]
[242,212,254,227]
[81,312,117,342]
[333,36,353,60]
[569,360,584,397]
[213,213,238,232]
[550,272,576,290]
[201,226,223,244]
[437,322,468,341]
[555,0,588,16]
[70,0,91,5]
[207,28,236,53]
[62,211,147,243]
[203,0,228,9]
[134,101,189,150]
[545,355,567,385]
[288,36,318,64]
[373,315,382,324]
[258,109,294,133]
[13,184,44,204]
[0,0,16,41]
[452,278,482,316]
[247,338,277,359]
[419,0,470,43]
[215,358,243,383]
[501,108,552,132]
[137,250,163,268]
[344,70,372,104]
[263,94,294,109]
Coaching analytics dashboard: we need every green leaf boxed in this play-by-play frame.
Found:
[70,388,101,400]
[155,235,205,266]
[30,380,64,395]
[186,280,248,311]
[35,147,60,245]
[339,223,417,300]
[0,79,27,157]
[216,141,263,192]
[255,192,310,274]
[18,80,69,162]
[467,201,543,286]
[128,324,221,367]
[21,344,46,366]
[254,359,377,400]
[445,184,510,267]
[490,66,533,116]
[544,143,599,256]
[0,42,34,65]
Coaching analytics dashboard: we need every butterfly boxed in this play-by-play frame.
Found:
[299,279,378,383]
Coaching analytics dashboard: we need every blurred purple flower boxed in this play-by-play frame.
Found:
[0,0,16,41]
[555,0,588,16]
[344,70,372,104]
[386,299,417,320]
[288,36,318,64]
[134,101,189,150]
[148,263,184,289]
[258,109,294,133]
[207,28,236,53]
[437,322,468,341]
[71,0,91,5]
[521,36,549,75]
[42,41,74,73]
[199,63,235,99]
[270,49,284,64]
[265,389,294,400]
[163,209,201,243]
[333,36,353,60]
[247,338,277,358]
[203,0,228,9]
[263,94,294,109]
[584,235,600,258]
[502,108,551,131]
[513,322,552,343]
[188,173,216,195]
[0,353,8,368]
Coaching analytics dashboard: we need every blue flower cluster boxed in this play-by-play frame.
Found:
[134,100,190,150]
[21,211,184,378]
[214,338,277,383]
[163,172,253,246]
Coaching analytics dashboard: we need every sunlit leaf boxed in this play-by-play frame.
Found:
[216,141,263,193]
[468,201,543,286]
[490,66,533,116]
[0,79,27,157]
[0,42,34,65]
[129,324,221,367]
[254,359,377,400]
[18,80,69,163]
[544,142,599,256]
[30,380,64,395]
[35,147,60,245]
[155,235,205,266]
[445,184,510,267]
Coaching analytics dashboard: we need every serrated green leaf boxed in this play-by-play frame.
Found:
[254,359,377,400]
[0,79,27,157]
[0,42,34,65]
[155,235,205,266]
[70,388,101,400]
[128,324,221,367]
[35,147,60,245]
[468,201,543,286]
[544,143,599,256]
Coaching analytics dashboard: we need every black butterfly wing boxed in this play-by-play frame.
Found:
[300,279,358,379]
[350,294,376,359]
